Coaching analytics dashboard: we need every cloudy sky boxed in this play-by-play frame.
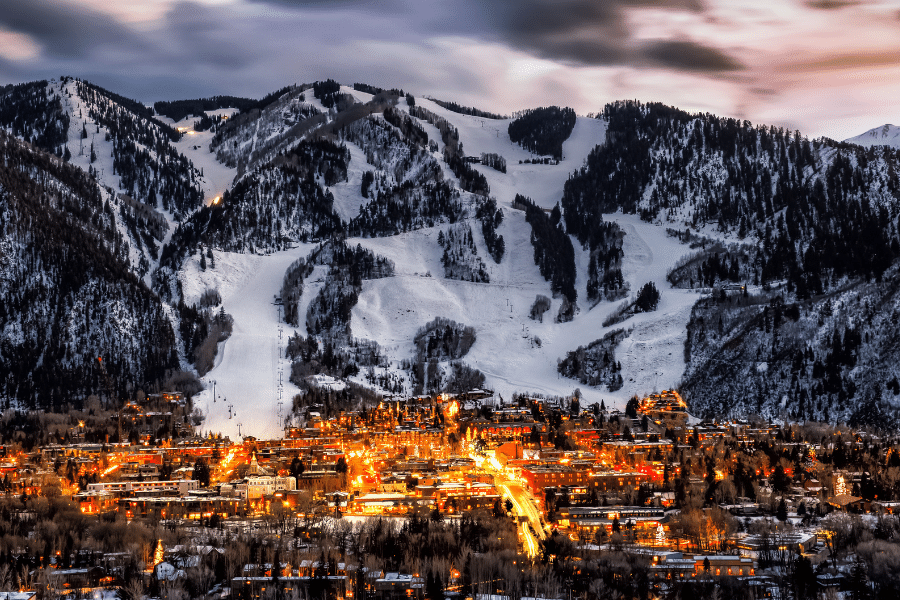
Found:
[2,0,899,139]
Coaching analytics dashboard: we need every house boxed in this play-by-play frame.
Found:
[45,566,108,592]
[374,573,424,599]
[231,576,347,600]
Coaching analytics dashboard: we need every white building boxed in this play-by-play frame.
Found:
[234,476,297,500]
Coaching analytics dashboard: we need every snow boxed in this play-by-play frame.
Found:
[341,85,373,105]
[168,94,706,436]
[54,80,151,279]
[348,213,697,409]
[328,139,378,222]
[189,244,317,439]
[844,123,900,149]
[409,97,608,210]
[153,111,239,206]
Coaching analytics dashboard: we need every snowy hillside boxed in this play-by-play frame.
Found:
[6,76,900,438]
[187,91,696,438]
[845,123,900,148]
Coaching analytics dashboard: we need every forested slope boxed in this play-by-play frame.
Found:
[563,100,900,422]
[0,132,180,409]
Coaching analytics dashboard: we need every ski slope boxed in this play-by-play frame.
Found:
[183,245,316,439]
[409,97,608,210]
[178,94,700,437]
[350,213,697,408]
[154,110,240,205]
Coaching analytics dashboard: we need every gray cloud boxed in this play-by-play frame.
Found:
[163,1,262,70]
[480,0,744,77]
[242,0,741,76]
[0,0,142,59]
[804,0,862,9]
[0,0,745,123]
[641,39,744,72]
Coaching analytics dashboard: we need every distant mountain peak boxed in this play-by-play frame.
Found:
[845,123,900,148]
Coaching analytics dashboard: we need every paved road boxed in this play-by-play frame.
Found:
[497,480,546,558]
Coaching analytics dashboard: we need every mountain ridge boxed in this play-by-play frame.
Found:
[3,77,900,436]
[845,123,900,149]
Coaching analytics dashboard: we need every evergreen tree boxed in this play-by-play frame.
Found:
[776,498,788,522]
[635,281,661,312]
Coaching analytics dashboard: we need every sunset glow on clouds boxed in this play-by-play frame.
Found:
[1,0,899,139]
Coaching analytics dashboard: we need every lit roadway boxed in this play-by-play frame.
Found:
[498,481,546,558]
[472,450,546,558]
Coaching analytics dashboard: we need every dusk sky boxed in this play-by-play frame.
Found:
[2,0,900,140]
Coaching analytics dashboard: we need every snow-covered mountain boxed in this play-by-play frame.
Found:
[4,78,900,438]
[0,77,235,411]
[845,123,900,148]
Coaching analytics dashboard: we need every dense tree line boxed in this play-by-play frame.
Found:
[529,294,551,322]
[287,332,386,384]
[352,82,405,97]
[382,106,429,148]
[360,170,375,197]
[682,277,900,426]
[348,180,463,237]
[563,100,900,294]
[409,105,459,153]
[342,114,439,185]
[407,105,489,195]
[475,197,505,263]
[427,97,507,119]
[446,153,490,196]
[281,255,316,328]
[208,87,323,172]
[585,220,626,304]
[517,195,577,303]
[634,281,661,312]
[557,328,627,390]
[153,95,260,122]
[325,92,467,240]
[0,132,180,410]
[550,102,900,423]
[313,79,342,108]
[667,238,751,289]
[415,319,476,363]
[179,303,233,376]
[75,80,204,216]
[411,317,478,390]
[341,109,474,236]
[76,79,179,140]
[480,152,506,173]
[303,242,395,339]
[400,318,480,394]
[159,139,347,280]
[508,106,576,159]
[438,223,490,283]
[191,112,222,132]
[0,80,69,152]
